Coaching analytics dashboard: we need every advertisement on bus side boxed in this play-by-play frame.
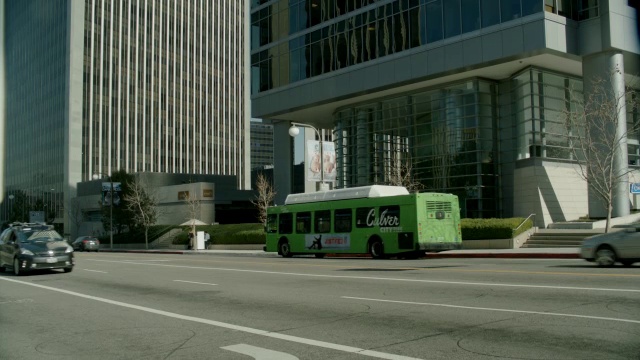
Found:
[304,234,350,250]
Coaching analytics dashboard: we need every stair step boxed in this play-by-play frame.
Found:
[521,229,600,248]
[525,241,583,246]
[528,235,590,241]
[522,244,580,248]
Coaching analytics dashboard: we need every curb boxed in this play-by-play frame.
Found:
[424,253,580,259]
[96,249,580,259]
[100,249,187,255]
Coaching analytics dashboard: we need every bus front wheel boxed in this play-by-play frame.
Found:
[279,241,293,258]
[369,240,385,259]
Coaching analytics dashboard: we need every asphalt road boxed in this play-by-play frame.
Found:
[0,253,639,360]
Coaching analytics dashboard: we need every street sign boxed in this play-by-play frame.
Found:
[630,183,640,194]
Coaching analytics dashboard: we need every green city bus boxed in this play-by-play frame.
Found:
[264,185,462,259]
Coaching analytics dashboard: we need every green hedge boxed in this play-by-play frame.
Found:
[461,218,533,240]
[160,218,534,245]
[98,225,175,244]
[173,223,265,245]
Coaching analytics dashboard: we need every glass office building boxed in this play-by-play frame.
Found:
[1,0,250,232]
[251,0,639,226]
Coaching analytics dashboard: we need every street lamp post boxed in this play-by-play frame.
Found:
[8,194,14,221]
[93,173,113,250]
[289,122,329,191]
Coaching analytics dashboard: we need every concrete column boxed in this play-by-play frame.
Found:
[273,121,294,206]
[583,51,629,218]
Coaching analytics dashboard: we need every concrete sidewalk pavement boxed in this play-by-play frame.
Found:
[98,247,581,259]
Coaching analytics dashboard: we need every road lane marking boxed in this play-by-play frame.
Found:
[173,280,218,286]
[0,298,34,305]
[88,259,640,293]
[126,257,640,278]
[83,269,108,274]
[342,296,640,325]
[221,344,299,359]
[0,277,422,360]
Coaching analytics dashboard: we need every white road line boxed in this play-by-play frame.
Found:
[342,296,640,325]
[88,259,640,293]
[221,344,299,359]
[83,269,108,274]
[0,277,421,360]
[173,280,217,286]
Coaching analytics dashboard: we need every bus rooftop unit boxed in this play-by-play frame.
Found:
[265,186,462,259]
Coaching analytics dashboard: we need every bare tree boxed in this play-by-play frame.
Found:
[183,192,201,244]
[563,70,639,232]
[251,173,276,226]
[123,176,158,249]
[388,152,424,193]
[66,197,84,237]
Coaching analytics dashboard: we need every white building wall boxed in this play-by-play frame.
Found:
[514,162,588,228]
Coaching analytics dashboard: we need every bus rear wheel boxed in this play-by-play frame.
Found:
[279,241,293,258]
[369,240,385,259]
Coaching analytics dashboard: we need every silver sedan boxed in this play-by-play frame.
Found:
[580,227,640,266]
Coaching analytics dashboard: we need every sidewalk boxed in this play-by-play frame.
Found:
[98,247,581,259]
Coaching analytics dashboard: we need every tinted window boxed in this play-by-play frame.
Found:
[315,210,331,233]
[426,0,443,43]
[335,208,352,232]
[296,212,311,233]
[279,213,293,234]
[0,229,10,244]
[356,207,374,228]
[266,214,278,233]
[379,206,401,227]
[481,0,500,27]
[461,0,480,33]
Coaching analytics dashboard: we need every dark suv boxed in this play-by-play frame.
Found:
[0,222,75,275]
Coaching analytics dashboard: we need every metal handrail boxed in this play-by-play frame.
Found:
[514,213,536,233]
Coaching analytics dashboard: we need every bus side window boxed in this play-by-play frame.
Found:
[356,207,374,228]
[314,210,331,233]
[335,208,352,232]
[379,205,400,227]
[296,212,311,233]
[279,213,293,234]
[266,214,278,233]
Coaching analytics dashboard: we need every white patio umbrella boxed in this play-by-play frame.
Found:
[180,219,207,226]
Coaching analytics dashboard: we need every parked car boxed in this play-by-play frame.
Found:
[580,226,640,267]
[72,236,100,252]
[0,222,75,275]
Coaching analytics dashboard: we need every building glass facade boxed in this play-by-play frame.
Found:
[1,0,250,231]
[250,119,274,169]
[251,0,547,94]
[334,79,498,218]
[3,0,68,223]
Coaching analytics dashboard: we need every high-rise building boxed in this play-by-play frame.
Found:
[249,118,274,170]
[1,0,250,232]
[250,0,639,227]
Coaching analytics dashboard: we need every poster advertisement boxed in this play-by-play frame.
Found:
[306,140,336,182]
[101,182,122,206]
[304,234,350,250]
